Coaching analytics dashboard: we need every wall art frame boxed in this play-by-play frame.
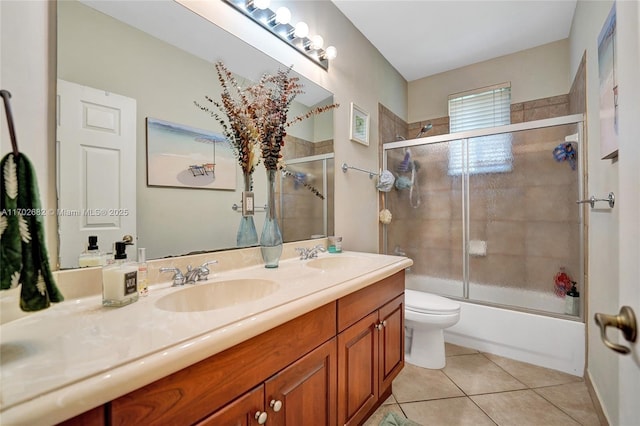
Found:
[146,117,236,190]
[349,102,370,146]
[597,2,618,159]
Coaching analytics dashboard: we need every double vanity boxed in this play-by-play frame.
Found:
[0,241,412,425]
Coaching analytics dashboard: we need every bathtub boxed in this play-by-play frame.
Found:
[405,274,585,376]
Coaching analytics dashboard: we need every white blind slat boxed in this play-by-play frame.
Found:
[448,85,512,175]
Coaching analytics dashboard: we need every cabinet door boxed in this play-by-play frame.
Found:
[337,311,379,426]
[378,294,404,393]
[265,338,337,426]
[197,385,265,426]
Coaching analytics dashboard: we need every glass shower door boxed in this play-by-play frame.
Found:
[466,123,582,316]
[280,154,334,242]
[385,141,464,299]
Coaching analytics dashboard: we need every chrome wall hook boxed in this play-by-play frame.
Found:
[576,192,615,208]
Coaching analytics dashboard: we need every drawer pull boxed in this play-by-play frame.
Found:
[270,399,283,412]
[255,411,268,424]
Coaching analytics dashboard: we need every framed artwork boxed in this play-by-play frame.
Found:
[350,102,370,146]
[146,117,236,190]
[597,3,618,159]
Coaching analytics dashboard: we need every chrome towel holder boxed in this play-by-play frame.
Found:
[341,162,379,179]
[576,192,615,208]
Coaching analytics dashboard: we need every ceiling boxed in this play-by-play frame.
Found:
[331,0,577,82]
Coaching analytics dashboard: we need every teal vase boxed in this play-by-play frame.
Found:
[237,173,258,247]
[260,169,283,268]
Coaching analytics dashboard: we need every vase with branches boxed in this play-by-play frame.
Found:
[197,62,338,265]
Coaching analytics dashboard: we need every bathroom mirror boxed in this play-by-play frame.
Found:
[56,0,334,267]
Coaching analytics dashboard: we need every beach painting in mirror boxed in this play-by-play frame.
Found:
[146,118,236,190]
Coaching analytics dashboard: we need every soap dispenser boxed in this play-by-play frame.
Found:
[102,241,138,307]
[564,281,580,316]
[78,235,106,267]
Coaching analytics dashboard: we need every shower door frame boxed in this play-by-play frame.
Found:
[382,114,586,321]
[280,152,334,239]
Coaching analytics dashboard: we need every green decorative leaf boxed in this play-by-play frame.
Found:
[3,155,17,199]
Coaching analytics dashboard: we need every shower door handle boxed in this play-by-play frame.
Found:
[594,306,637,354]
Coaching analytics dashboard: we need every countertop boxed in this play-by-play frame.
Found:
[0,251,412,425]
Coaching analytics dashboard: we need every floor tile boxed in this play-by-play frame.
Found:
[393,363,464,403]
[380,394,397,406]
[471,389,581,426]
[442,354,527,395]
[535,382,601,426]
[446,342,479,356]
[401,397,496,426]
[483,352,583,388]
[362,403,406,426]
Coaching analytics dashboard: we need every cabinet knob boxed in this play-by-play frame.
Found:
[270,399,283,412]
[375,320,387,330]
[255,411,268,424]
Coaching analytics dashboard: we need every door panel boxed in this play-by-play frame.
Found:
[337,311,378,426]
[197,385,263,426]
[379,295,404,392]
[57,79,136,268]
[265,338,337,426]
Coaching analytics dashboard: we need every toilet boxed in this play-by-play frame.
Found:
[404,289,461,369]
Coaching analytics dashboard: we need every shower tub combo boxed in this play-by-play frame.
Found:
[383,115,586,375]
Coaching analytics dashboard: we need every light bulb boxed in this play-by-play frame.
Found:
[275,7,291,25]
[253,0,270,10]
[294,21,309,38]
[324,46,337,60]
[310,35,324,50]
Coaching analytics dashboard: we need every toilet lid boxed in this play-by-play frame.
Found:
[405,289,461,315]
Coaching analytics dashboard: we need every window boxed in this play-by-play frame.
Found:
[448,83,513,175]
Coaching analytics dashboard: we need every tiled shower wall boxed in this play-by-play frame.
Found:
[381,59,586,302]
[278,137,334,242]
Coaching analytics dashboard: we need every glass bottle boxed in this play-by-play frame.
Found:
[260,169,283,268]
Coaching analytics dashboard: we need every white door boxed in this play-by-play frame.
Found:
[594,2,640,423]
[57,79,136,268]
[616,2,640,422]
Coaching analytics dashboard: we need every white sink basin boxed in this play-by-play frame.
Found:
[305,256,373,271]
[155,279,279,312]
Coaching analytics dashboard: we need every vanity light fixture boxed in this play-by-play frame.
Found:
[223,0,337,70]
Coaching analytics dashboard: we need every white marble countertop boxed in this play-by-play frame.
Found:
[0,251,411,425]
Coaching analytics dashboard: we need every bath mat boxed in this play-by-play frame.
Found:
[379,412,422,426]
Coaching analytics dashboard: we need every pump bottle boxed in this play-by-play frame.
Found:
[78,236,106,267]
[102,241,138,307]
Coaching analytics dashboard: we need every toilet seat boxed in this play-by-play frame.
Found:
[405,289,460,315]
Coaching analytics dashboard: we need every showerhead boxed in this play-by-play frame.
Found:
[415,123,433,138]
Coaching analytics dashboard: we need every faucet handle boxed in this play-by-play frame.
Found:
[159,267,186,286]
[198,260,218,281]
[295,247,309,259]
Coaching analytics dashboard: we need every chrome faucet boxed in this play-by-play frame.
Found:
[159,267,186,286]
[160,260,218,286]
[295,244,326,260]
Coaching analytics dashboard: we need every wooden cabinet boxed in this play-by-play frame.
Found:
[57,271,405,426]
[196,335,337,426]
[109,303,336,425]
[264,338,337,425]
[337,272,405,426]
[197,385,265,426]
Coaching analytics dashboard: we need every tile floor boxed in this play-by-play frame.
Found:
[365,343,603,426]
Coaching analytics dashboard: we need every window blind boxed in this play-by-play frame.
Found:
[448,83,513,175]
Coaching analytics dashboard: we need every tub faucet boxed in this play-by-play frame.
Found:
[296,244,326,260]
